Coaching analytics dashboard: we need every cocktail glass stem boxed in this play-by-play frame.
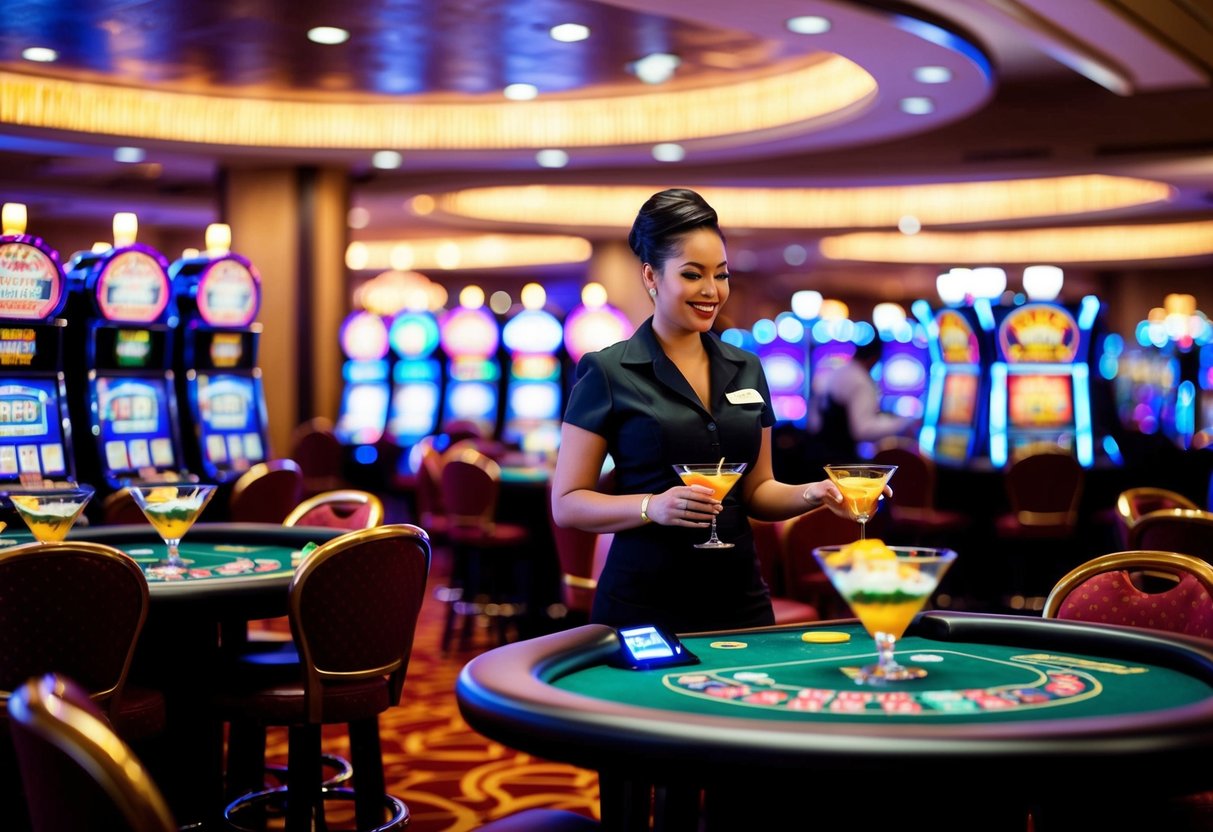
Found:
[858,519,867,540]
[164,539,184,569]
[874,631,901,676]
[706,516,722,546]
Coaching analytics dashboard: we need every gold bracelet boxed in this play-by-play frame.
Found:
[640,493,653,524]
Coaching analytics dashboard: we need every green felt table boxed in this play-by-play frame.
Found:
[458,612,1213,832]
[0,522,348,827]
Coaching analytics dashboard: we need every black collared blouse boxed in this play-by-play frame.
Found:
[562,317,777,633]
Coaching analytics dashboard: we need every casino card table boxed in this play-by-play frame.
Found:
[0,522,348,827]
[457,612,1213,832]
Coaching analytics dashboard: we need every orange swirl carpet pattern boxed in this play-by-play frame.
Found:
[255,545,601,831]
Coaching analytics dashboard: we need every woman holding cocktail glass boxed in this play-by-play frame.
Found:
[551,188,860,635]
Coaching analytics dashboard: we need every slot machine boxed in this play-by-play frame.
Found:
[562,282,633,377]
[876,320,931,424]
[385,304,443,453]
[438,287,502,440]
[753,313,811,428]
[335,309,392,476]
[63,212,190,495]
[988,296,1102,468]
[0,203,76,488]
[169,223,269,483]
[918,301,993,467]
[500,283,565,454]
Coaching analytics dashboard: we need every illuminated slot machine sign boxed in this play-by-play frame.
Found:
[77,247,185,488]
[438,303,501,440]
[877,329,930,422]
[386,309,443,451]
[562,286,633,371]
[989,298,1099,468]
[335,310,391,451]
[920,306,990,466]
[172,250,268,481]
[501,300,564,451]
[0,227,74,486]
[753,314,810,428]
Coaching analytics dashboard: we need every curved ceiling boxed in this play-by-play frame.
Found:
[1,0,1212,297]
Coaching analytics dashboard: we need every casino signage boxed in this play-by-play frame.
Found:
[998,303,1079,364]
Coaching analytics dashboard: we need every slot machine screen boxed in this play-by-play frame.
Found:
[0,378,68,479]
[940,373,978,425]
[94,376,177,474]
[1008,374,1074,428]
[195,373,265,468]
[336,383,390,446]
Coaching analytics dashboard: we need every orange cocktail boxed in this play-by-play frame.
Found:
[128,484,218,570]
[823,464,897,539]
[677,470,742,501]
[672,462,748,549]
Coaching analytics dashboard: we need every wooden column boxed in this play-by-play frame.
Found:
[220,167,348,459]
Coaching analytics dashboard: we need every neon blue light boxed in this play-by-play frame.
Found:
[752,318,777,345]
[1098,354,1118,380]
[989,362,1008,467]
[353,444,379,465]
[1135,321,1151,347]
[911,300,933,326]
[1074,364,1093,467]
[776,314,806,343]
[974,299,995,332]
[1078,295,1100,330]
[1102,435,1123,465]
[1103,333,1123,356]
[853,321,875,345]
[720,328,746,348]
[1177,380,1196,442]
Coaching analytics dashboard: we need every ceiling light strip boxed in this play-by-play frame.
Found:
[435,176,1173,229]
[818,220,1213,263]
[0,56,874,150]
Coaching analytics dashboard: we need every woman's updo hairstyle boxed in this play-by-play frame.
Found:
[628,188,724,271]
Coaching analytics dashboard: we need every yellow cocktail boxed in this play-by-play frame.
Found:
[823,464,897,539]
[814,539,957,683]
[128,484,218,570]
[8,485,95,542]
[672,462,747,549]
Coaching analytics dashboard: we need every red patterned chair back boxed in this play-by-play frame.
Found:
[546,481,599,617]
[289,524,432,721]
[229,458,305,523]
[7,673,177,832]
[440,446,503,532]
[1115,487,1198,548]
[0,541,147,716]
[1004,450,1084,528]
[1128,508,1213,561]
[1043,550,1213,639]
[283,489,385,530]
[289,418,347,497]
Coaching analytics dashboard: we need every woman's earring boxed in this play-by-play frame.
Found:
[648,287,657,298]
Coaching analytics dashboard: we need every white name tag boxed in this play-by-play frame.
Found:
[725,388,764,405]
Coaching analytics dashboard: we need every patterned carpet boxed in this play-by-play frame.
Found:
[255,541,602,831]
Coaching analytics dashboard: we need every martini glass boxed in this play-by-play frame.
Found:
[823,464,897,539]
[128,484,217,570]
[7,484,95,542]
[813,542,956,683]
[672,462,747,549]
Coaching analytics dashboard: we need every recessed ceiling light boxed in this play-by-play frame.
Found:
[21,46,58,63]
[913,66,952,84]
[503,83,538,101]
[898,215,922,235]
[652,143,685,162]
[631,53,681,84]
[307,26,349,45]
[549,23,590,43]
[371,150,403,169]
[785,16,831,35]
[113,146,146,163]
[900,96,934,115]
[347,207,370,229]
[536,149,569,168]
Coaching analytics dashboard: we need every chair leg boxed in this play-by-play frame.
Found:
[285,723,323,832]
[349,717,387,830]
[226,720,268,801]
